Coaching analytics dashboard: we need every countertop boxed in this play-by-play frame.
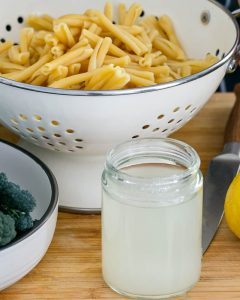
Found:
[1,93,240,300]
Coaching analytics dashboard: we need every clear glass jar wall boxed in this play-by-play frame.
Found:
[102,138,203,299]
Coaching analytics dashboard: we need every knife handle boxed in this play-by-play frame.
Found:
[224,84,240,143]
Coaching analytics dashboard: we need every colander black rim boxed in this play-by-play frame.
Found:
[0,0,238,96]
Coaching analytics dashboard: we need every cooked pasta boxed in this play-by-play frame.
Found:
[0,3,218,90]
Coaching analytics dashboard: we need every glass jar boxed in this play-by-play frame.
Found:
[101,138,203,299]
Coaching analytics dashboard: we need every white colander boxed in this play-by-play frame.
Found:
[0,0,239,211]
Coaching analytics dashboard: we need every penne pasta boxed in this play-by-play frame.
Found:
[118,25,143,35]
[0,3,218,90]
[104,55,130,67]
[125,68,154,81]
[51,44,66,58]
[158,15,183,48]
[3,53,52,82]
[88,38,103,71]
[68,63,81,76]
[49,67,111,88]
[82,29,127,58]
[30,74,48,86]
[181,65,191,77]
[0,41,13,54]
[27,15,53,31]
[101,67,130,90]
[129,73,155,87]
[96,37,112,67]
[155,75,174,83]
[153,37,185,60]
[86,72,114,90]
[104,2,113,21]
[8,46,30,65]
[94,11,146,55]
[20,28,34,53]
[44,33,58,47]
[85,65,114,89]
[0,61,26,73]
[124,3,142,26]
[54,23,75,48]
[118,3,127,25]
[48,65,69,84]
[41,46,93,75]
[128,64,170,77]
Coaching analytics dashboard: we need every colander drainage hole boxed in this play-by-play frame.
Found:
[177,119,183,124]
[19,114,28,121]
[157,114,164,120]
[75,138,83,142]
[0,38,5,43]
[66,129,74,134]
[53,134,61,138]
[76,146,83,149]
[59,142,66,145]
[168,119,174,124]
[173,107,180,113]
[162,129,168,133]
[51,120,60,126]
[153,128,160,132]
[185,105,192,111]
[215,49,220,56]
[34,115,42,121]
[6,25,11,32]
[17,16,24,24]
[42,136,49,140]
[10,118,18,124]
[190,108,197,113]
[38,126,45,132]
[222,53,225,59]
[142,125,150,129]
[132,135,139,139]
[47,143,54,147]
[26,128,34,133]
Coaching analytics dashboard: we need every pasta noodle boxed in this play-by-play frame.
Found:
[118,3,126,25]
[104,2,113,21]
[20,28,34,53]
[0,2,218,90]
[104,55,130,67]
[123,3,142,26]
[158,15,182,48]
[96,37,112,67]
[48,65,68,84]
[68,63,81,76]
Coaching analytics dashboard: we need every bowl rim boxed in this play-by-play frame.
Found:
[0,0,238,96]
[0,139,58,252]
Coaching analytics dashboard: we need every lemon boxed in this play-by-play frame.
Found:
[224,173,240,238]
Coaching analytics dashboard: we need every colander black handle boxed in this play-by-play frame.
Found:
[225,84,240,143]
[232,8,240,18]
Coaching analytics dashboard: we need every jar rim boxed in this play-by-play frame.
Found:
[105,138,201,186]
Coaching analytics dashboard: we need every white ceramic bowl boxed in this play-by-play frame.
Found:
[0,139,58,291]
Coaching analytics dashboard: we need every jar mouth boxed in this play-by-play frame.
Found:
[105,138,200,186]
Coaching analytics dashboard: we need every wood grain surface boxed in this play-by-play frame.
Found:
[1,93,240,300]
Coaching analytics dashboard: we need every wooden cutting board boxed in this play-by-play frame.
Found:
[1,93,240,300]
